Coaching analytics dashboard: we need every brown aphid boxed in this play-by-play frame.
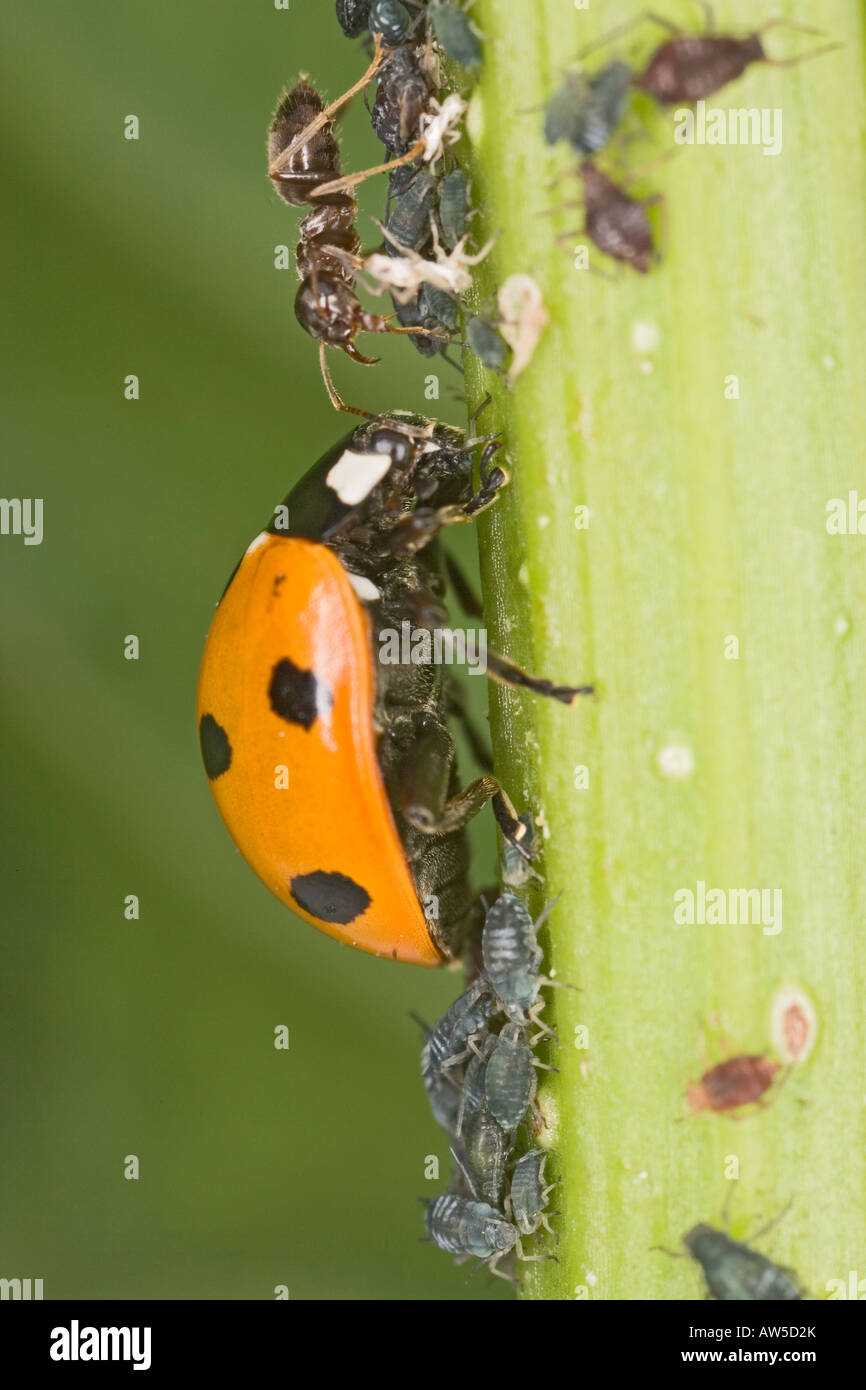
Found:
[633,18,838,107]
[578,161,657,273]
[687,1054,781,1115]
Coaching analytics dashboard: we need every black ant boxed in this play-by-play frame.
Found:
[267,41,434,414]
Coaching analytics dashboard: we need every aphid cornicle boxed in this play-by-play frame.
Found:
[197,414,592,966]
[683,1223,802,1301]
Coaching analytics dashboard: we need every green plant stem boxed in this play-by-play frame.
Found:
[464,0,866,1299]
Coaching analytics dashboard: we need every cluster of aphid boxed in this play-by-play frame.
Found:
[543,10,835,272]
[266,0,511,415]
[418,882,562,1280]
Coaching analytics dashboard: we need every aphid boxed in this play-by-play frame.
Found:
[457,1031,498,1132]
[573,160,657,273]
[484,1023,536,1131]
[466,316,508,370]
[267,62,432,410]
[482,891,556,1027]
[420,284,460,331]
[437,168,468,250]
[544,61,632,155]
[429,1,482,68]
[336,0,371,38]
[683,1223,802,1301]
[633,17,837,107]
[424,1194,518,1276]
[507,1150,557,1237]
[368,0,414,46]
[198,413,593,965]
[687,1054,781,1114]
[370,44,431,157]
[424,981,494,1077]
[461,1108,510,1206]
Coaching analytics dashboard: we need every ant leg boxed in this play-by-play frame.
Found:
[312,139,426,199]
[317,344,378,419]
[268,36,386,179]
[484,650,594,705]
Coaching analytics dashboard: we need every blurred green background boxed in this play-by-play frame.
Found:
[0,1,503,1299]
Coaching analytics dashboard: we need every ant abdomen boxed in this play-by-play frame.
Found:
[268,81,343,206]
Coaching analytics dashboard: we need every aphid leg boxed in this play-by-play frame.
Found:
[268,35,386,180]
[539,1213,559,1239]
[485,650,595,705]
[515,1238,558,1265]
[487,1254,518,1283]
[449,1146,481,1202]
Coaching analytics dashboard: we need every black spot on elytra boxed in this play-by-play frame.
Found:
[199,713,232,779]
[291,870,371,925]
[268,657,331,730]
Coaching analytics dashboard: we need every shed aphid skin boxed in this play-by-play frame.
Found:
[544,62,633,156]
[198,413,593,967]
[507,1150,558,1238]
[687,1053,782,1115]
[682,1223,803,1301]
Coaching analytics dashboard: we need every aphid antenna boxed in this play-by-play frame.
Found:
[745,1198,794,1248]
[574,8,684,62]
[268,35,386,180]
[408,1009,431,1038]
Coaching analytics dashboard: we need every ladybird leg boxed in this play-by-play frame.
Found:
[443,679,493,772]
[444,552,484,618]
[400,727,532,860]
[485,649,595,705]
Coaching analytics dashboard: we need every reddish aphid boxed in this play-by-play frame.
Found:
[634,19,838,107]
[687,1054,781,1114]
[578,161,657,273]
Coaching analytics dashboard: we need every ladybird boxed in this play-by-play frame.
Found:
[197,412,592,966]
